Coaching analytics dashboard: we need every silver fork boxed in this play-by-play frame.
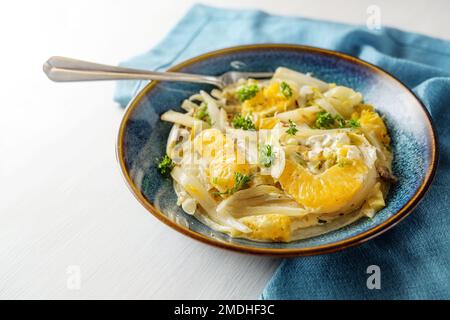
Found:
[43,56,273,89]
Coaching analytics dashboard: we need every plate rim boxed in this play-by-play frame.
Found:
[116,43,438,257]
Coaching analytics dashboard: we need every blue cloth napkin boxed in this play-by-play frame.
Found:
[115,4,450,299]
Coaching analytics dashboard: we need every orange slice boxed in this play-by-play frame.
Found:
[279,159,369,213]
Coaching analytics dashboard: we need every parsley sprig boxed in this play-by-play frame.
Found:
[314,111,361,129]
[232,114,256,130]
[347,119,361,128]
[236,84,259,102]
[315,111,335,129]
[157,154,174,175]
[194,102,211,125]
[217,172,251,196]
[259,144,275,168]
[280,81,293,98]
[286,120,298,135]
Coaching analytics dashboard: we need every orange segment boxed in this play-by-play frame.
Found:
[240,214,291,242]
[354,109,390,145]
[241,82,296,116]
[209,154,251,193]
[279,159,369,213]
[258,117,280,129]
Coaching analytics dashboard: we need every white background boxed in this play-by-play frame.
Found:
[0,0,448,299]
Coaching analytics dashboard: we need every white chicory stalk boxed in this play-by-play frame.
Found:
[315,98,342,118]
[272,67,329,92]
[276,106,320,123]
[171,167,251,233]
[161,110,209,128]
[200,90,227,132]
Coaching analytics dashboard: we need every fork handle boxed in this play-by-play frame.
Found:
[43,56,222,87]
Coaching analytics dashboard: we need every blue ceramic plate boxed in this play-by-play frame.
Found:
[117,44,437,256]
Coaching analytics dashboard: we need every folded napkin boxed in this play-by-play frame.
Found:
[115,4,450,299]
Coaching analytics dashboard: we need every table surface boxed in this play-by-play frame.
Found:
[1,0,448,299]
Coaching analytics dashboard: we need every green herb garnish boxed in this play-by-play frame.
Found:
[194,102,211,125]
[335,115,346,128]
[232,114,256,130]
[217,172,251,195]
[347,119,360,128]
[314,111,335,129]
[280,81,293,98]
[259,144,275,168]
[236,84,259,102]
[157,154,174,175]
[232,172,251,193]
[314,111,361,129]
[286,120,298,135]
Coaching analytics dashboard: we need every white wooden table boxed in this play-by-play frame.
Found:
[0,0,448,299]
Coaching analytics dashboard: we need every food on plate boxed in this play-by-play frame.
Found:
[158,67,395,242]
